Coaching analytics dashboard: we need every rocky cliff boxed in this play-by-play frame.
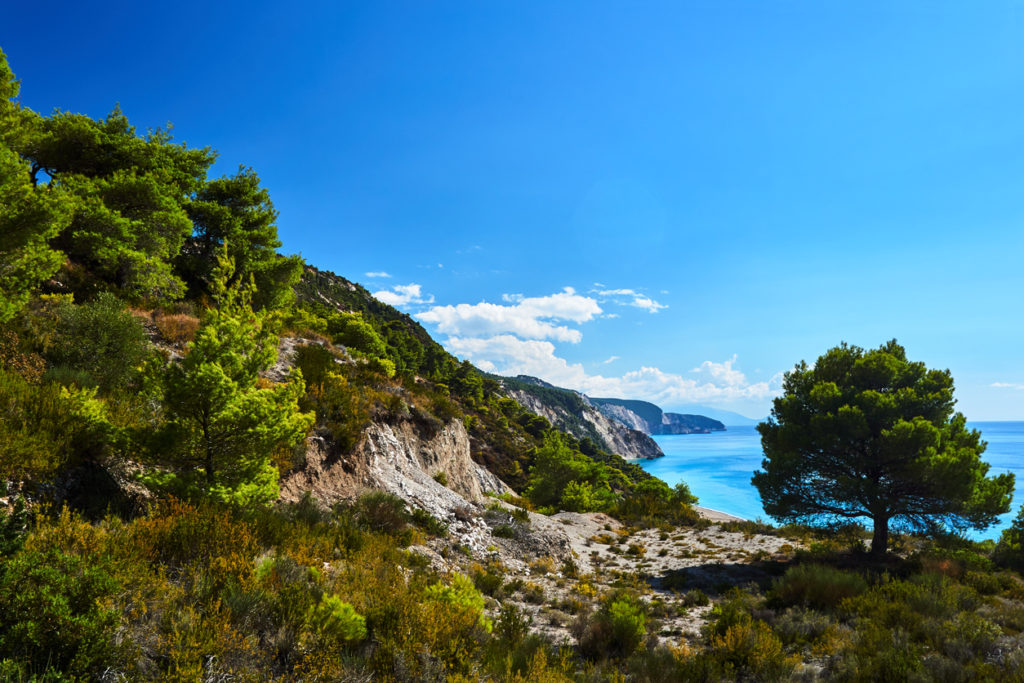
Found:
[590,397,726,434]
[281,415,513,516]
[501,377,663,460]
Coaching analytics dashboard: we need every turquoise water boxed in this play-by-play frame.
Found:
[640,422,1024,541]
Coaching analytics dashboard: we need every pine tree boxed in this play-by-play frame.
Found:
[148,246,313,505]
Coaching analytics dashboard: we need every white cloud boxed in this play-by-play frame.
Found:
[691,355,748,387]
[416,283,777,413]
[372,283,435,307]
[595,287,667,313]
[417,288,602,343]
[444,335,780,407]
[365,271,391,278]
[992,382,1024,390]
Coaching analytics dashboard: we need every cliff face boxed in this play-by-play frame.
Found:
[281,416,513,518]
[503,385,663,460]
[591,398,726,435]
[659,412,726,434]
[595,401,650,433]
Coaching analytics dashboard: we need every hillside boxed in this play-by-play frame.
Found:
[590,397,726,434]
[499,375,663,460]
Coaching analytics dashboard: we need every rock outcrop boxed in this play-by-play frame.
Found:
[281,416,513,521]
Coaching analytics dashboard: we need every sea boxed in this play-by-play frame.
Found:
[638,421,1024,541]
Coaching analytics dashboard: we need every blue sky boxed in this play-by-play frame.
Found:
[4,1,1024,419]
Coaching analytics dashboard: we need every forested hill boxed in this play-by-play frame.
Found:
[0,43,667,515]
[293,265,453,378]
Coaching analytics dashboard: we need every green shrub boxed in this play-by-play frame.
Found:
[410,507,448,537]
[328,312,386,358]
[578,593,647,659]
[493,523,516,538]
[681,588,709,607]
[830,625,925,682]
[306,594,367,642]
[995,504,1024,572]
[560,480,601,512]
[293,343,339,386]
[424,573,492,632]
[47,293,152,393]
[0,492,28,558]
[304,370,370,453]
[702,620,798,682]
[0,544,123,678]
[772,607,836,647]
[0,369,115,480]
[353,491,411,539]
[769,563,868,611]
[494,604,532,647]
[704,590,759,638]
[526,434,615,512]
[471,562,505,597]
[963,570,1002,595]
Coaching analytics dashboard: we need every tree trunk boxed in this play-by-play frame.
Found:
[871,516,889,556]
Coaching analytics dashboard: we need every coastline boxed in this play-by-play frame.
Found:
[695,505,746,523]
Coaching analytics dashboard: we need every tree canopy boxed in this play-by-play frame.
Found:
[752,340,1014,555]
[0,49,69,320]
[178,166,302,310]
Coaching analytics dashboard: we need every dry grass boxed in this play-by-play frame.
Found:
[153,312,200,346]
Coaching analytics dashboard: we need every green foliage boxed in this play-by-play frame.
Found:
[995,503,1024,571]
[0,492,28,558]
[46,292,152,393]
[26,106,214,301]
[145,251,313,505]
[526,433,616,512]
[769,564,868,611]
[0,51,69,323]
[293,343,376,454]
[753,339,1014,554]
[560,480,600,512]
[0,369,115,480]
[295,266,460,380]
[352,491,412,539]
[578,592,647,659]
[292,343,337,386]
[179,166,302,310]
[424,572,492,633]
[329,311,387,358]
[0,541,123,679]
[616,478,701,526]
[306,594,367,642]
[699,620,797,682]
